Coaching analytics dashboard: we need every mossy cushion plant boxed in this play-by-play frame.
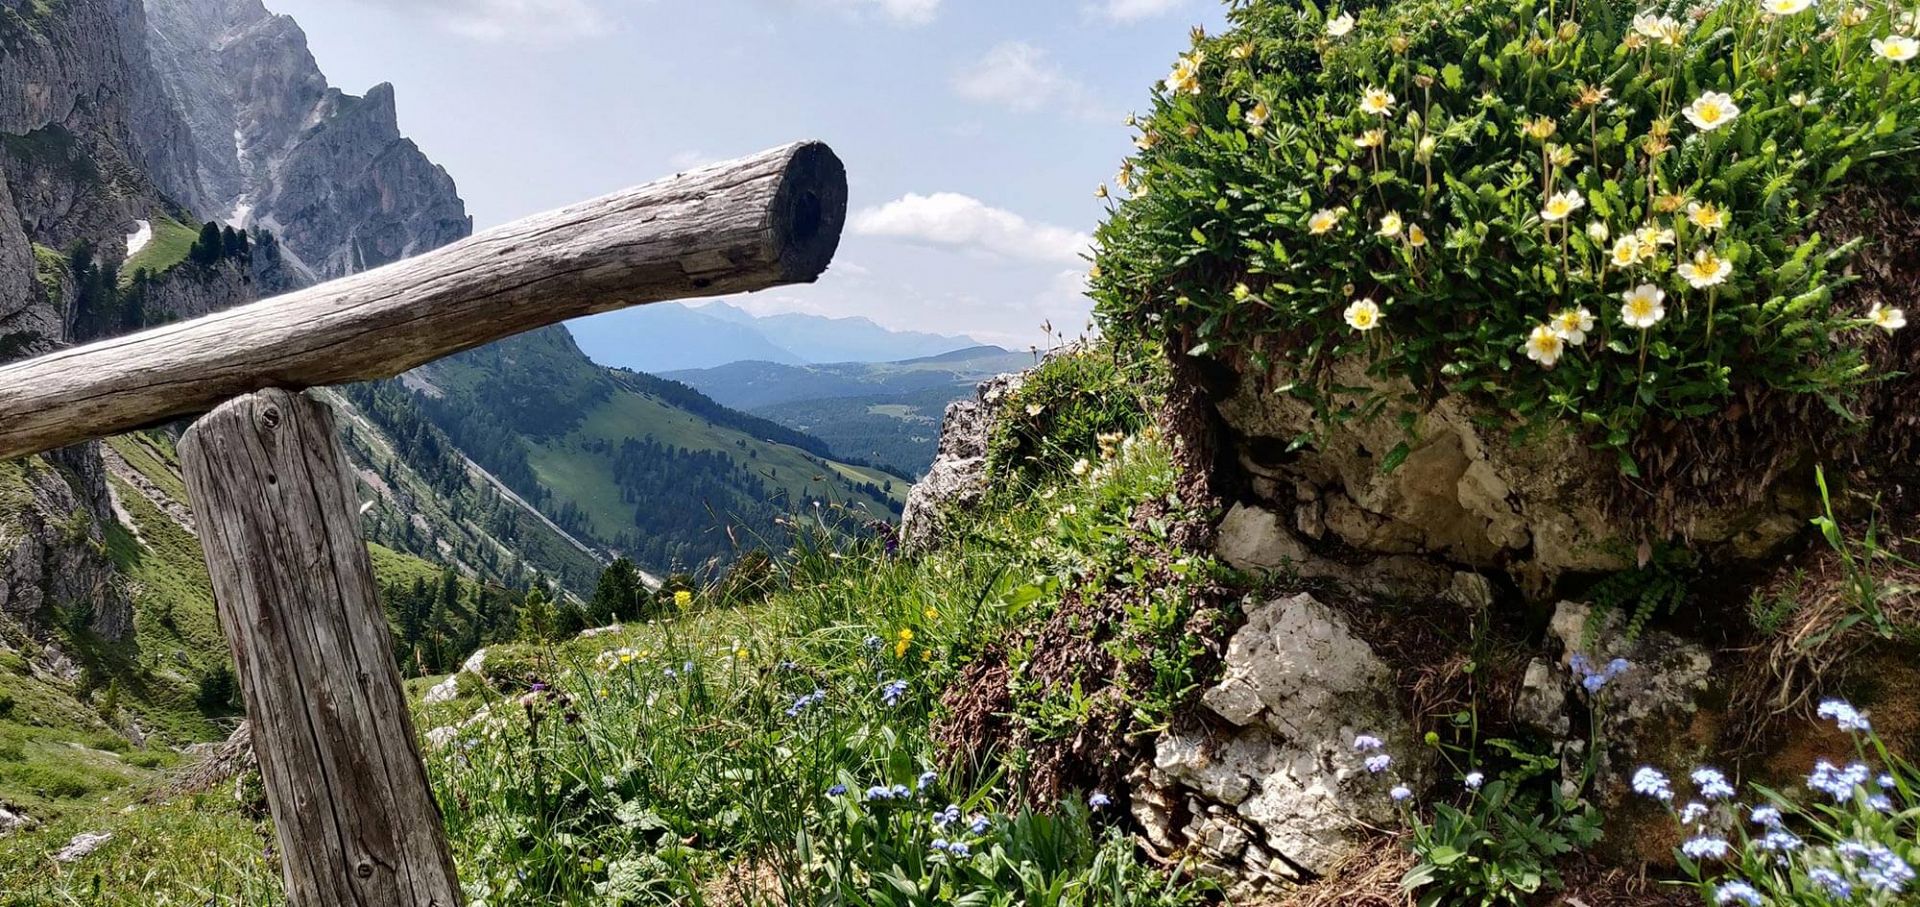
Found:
[1091,0,1920,473]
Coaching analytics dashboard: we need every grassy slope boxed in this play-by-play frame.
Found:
[121,214,199,283]
[0,424,1193,907]
[529,385,905,542]
[0,432,474,826]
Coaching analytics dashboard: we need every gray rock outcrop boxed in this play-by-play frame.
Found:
[1135,593,1416,882]
[900,371,1025,551]
[144,0,472,279]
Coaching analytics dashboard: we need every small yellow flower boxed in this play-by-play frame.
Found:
[1686,201,1727,231]
[1869,302,1908,332]
[1377,211,1404,236]
[675,589,693,610]
[895,627,914,658]
[924,608,940,621]
[1246,100,1271,128]
[1343,298,1383,332]
[1522,115,1558,141]
[735,647,749,659]
[1408,224,1428,248]
[1621,284,1668,328]
[1164,53,1204,95]
[1540,190,1585,222]
[1522,324,1566,368]
[1308,207,1345,235]
[1326,10,1356,37]
[1355,128,1385,149]
[1359,87,1395,116]
[1677,247,1734,288]
[1873,35,1920,63]
[1683,92,1740,132]
[1551,307,1595,346]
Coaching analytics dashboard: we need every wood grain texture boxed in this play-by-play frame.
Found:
[180,389,461,907]
[0,141,846,461]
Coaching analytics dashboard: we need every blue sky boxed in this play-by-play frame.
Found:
[263,0,1228,348]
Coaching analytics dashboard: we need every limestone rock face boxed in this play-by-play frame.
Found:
[0,451,135,642]
[1216,360,1808,597]
[144,0,473,280]
[900,371,1025,551]
[1138,593,1416,879]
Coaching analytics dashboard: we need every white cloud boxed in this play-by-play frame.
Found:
[851,193,1092,265]
[355,0,609,43]
[1088,0,1189,22]
[951,42,1107,120]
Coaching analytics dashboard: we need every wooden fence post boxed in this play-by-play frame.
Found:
[179,388,461,907]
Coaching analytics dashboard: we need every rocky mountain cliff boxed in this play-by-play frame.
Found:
[143,0,470,279]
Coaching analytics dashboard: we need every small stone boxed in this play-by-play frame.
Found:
[1215,503,1310,572]
[1515,658,1569,736]
[1444,571,1496,611]
[54,831,111,863]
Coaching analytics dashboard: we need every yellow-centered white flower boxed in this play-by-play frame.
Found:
[1247,100,1271,127]
[1523,324,1566,367]
[1378,212,1404,237]
[1408,224,1428,248]
[1686,201,1727,231]
[1541,190,1586,222]
[1765,0,1813,16]
[1873,35,1920,62]
[1869,302,1907,332]
[1621,284,1668,328]
[1165,54,1203,95]
[1611,236,1644,268]
[1308,207,1345,234]
[1551,307,1596,345]
[1355,128,1385,149]
[1587,221,1610,243]
[1344,298,1382,331]
[1677,247,1734,288]
[1683,91,1740,131]
[1327,10,1356,36]
[1359,87,1395,116]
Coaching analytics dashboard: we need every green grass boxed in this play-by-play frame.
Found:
[121,214,199,284]
[31,243,64,301]
[0,425,1209,906]
[527,387,904,543]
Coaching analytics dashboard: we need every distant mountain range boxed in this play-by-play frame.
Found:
[668,346,1039,477]
[568,301,985,372]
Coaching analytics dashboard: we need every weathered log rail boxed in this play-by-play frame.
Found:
[0,142,847,907]
[0,141,846,462]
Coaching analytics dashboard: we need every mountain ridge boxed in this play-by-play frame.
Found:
[569,300,986,372]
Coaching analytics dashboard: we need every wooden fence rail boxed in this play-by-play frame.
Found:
[0,141,846,462]
[0,141,848,906]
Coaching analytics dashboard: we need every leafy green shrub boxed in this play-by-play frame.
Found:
[7,763,96,800]
[986,346,1153,491]
[0,693,13,721]
[195,664,240,716]
[1092,0,1920,472]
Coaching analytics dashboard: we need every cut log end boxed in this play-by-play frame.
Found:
[772,141,849,284]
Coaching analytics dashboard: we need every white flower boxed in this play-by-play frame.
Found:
[1377,211,1403,237]
[1611,236,1644,268]
[1344,298,1383,332]
[1873,35,1920,62]
[1072,458,1091,476]
[1246,100,1271,128]
[1869,302,1907,332]
[1622,284,1668,328]
[1632,12,1687,45]
[1540,190,1585,222]
[1164,54,1204,95]
[1765,0,1813,15]
[1587,221,1610,243]
[1308,207,1345,235]
[1359,87,1395,116]
[1523,324,1566,367]
[1677,247,1734,288]
[1551,307,1596,345]
[1326,10,1356,37]
[1683,91,1740,131]
[1686,201,1727,231]
[1408,224,1428,248]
